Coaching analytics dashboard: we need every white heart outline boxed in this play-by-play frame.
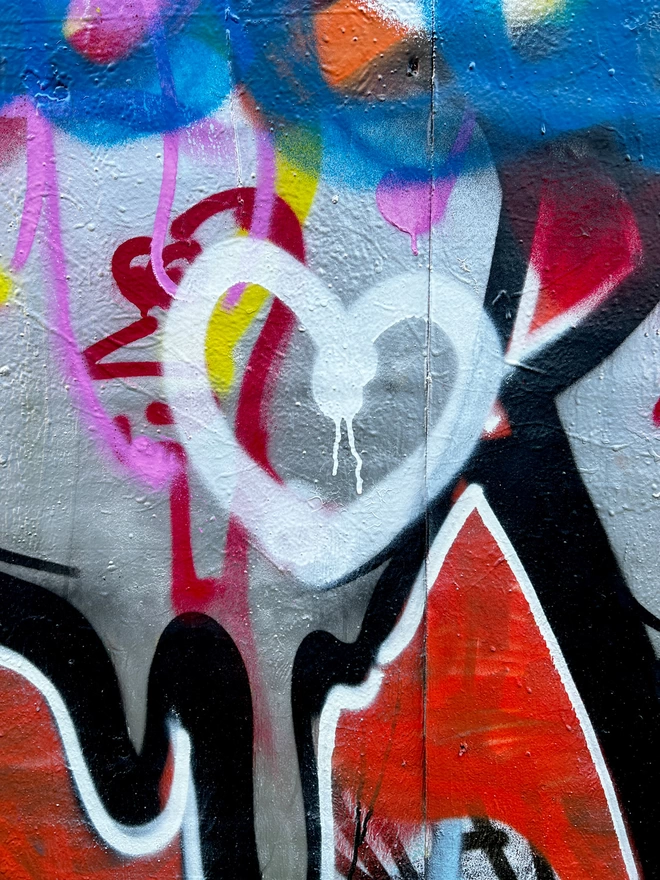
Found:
[162,234,503,588]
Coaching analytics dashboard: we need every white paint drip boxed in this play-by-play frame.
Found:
[331,416,363,494]
[332,417,341,478]
[345,415,363,495]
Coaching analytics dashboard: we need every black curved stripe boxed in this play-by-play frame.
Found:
[0,572,260,879]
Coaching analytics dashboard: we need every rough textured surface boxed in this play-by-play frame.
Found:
[0,1,659,879]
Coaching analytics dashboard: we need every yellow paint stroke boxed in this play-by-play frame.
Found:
[203,125,322,399]
[0,268,15,306]
[205,282,270,396]
[275,124,322,223]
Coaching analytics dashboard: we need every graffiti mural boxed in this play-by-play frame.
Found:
[0,0,660,878]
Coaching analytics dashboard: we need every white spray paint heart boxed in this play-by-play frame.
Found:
[162,176,504,589]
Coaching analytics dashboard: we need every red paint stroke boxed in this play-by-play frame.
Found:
[84,315,163,379]
[529,174,642,332]
[506,163,643,358]
[332,508,636,880]
[113,414,132,440]
[112,237,194,315]
[0,668,182,879]
[235,297,296,481]
[170,188,255,240]
[170,188,306,262]
[85,239,201,380]
[96,188,303,388]
[168,443,219,611]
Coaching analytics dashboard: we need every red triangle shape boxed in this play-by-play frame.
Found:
[528,172,641,334]
[330,489,637,880]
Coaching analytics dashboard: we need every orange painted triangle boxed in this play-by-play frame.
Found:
[331,490,638,880]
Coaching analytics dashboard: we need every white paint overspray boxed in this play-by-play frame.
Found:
[345,415,363,495]
[162,122,503,587]
[557,300,660,656]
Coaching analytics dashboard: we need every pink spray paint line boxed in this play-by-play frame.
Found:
[376,111,477,255]
[2,97,44,273]
[251,129,277,241]
[145,0,180,298]
[27,106,178,489]
[150,130,179,297]
[222,282,248,311]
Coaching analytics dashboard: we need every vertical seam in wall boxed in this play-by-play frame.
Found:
[424,12,438,878]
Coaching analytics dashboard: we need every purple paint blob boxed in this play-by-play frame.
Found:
[222,282,248,311]
[376,174,455,256]
[376,112,476,255]
[251,130,276,241]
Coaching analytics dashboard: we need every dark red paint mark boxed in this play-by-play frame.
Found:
[652,397,660,427]
[168,443,219,611]
[528,172,641,332]
[84,315,162,379]
[0,116,26,166]
[146,401,175,426]
[113,414,132,441]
